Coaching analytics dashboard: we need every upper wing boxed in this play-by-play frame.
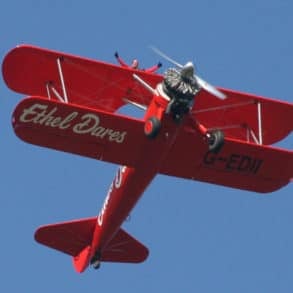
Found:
[2,44,163,112]
[160,120,293,193]
[193,88,293,145]
[12,96,149,167]
[4,45,292,145]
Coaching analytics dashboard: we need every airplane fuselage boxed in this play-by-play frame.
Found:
[89,93,185,267]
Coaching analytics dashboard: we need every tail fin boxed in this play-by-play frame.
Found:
[35,217,149,273]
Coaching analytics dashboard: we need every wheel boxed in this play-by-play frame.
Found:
[92,260,101,270]
[207,129,224,153]
[144,116,161,139]
[90,251,101,270]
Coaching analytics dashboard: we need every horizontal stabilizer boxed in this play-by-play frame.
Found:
[102,228,149,263]
[35,217,96,256]
[35,217,148,272]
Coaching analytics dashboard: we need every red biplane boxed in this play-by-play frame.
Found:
[2,45,293,273]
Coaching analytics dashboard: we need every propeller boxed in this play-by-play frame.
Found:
[150,46,226,100]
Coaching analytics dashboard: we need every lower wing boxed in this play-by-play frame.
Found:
[160,125,293,193]
[13,96,292,193]
[12,96,148,167]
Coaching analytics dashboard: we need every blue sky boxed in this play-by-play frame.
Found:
[1,0,293,292]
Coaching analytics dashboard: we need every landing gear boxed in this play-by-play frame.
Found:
[92,260,101,270]
[90,252,101,270]
[144,116,161,139]
[206,129,224,153]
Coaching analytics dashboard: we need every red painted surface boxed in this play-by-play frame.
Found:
[3,45,293,273]
[3,45,293,144]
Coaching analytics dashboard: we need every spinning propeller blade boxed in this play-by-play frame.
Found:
[195,76,226,100]
[150,46,226,100]
[150,46,184,69]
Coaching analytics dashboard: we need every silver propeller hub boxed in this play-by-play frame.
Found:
[181,62,195,79]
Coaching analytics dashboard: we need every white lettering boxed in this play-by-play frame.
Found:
[17,103,127,143]
[19,103,77,129]
[20,103,48,123]
[97,166,127,226]
[73,113,127,143]
[59,112,79,129]
[114,166,126,188]
[73,113,100,134]
[97,183,112,226]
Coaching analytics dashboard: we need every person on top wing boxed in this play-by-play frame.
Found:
[114,51,162,73]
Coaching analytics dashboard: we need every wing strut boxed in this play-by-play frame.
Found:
[194,100,264,145]
[257,101,263,145]
[133,73,157,95]
[44,57,69,103]
[56,57,68,103]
